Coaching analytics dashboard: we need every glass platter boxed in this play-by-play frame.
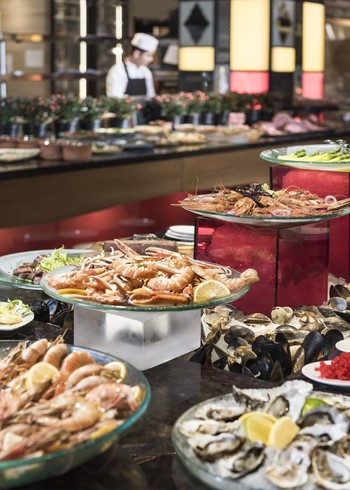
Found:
[0,148,40,162]
[0,249,96,290]
[260,144,350,172]
[181,203,350,227]
[171,385,342,490]
[0,340,151,488]
[41,265,250,312]
[0,302,34,331]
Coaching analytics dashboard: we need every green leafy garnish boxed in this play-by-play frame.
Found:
[0,299,32,317]
[38,247,82,272]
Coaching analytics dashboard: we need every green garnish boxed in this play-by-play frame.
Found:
[0,299,32,317]
[38,247,82,272]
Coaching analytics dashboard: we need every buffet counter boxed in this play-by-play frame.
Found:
[1,129,349,228]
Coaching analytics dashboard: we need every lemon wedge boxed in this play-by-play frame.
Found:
[193,280,231,304]
[25,361,60,392]
[104,361,127,382]
[239,412,276,445]
[301,397,326,414]
[267,416,300,449]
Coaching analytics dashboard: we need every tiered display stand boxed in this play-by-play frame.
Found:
[189,143,350,315]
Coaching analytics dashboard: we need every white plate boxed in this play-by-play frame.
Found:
[302,361,350,387]
[336,338,350,353]
[168,225,195,235]
[0,148,40,162]
[0,303,34,331]
[165,232,194,242]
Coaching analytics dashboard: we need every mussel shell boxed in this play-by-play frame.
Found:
[245,352,273,381]
[30,300,50,323]
[302,331,327,364]
[190,344,215,364]
[243,313,271,325]
[224,325,255,344]
[329,284,350,301]
[322,328,344,347]
[274,324,298,337]
[328,296,347,311]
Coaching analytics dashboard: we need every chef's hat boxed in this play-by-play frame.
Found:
[131,33,159,53]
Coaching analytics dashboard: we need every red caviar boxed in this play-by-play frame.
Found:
[316,353,350,380]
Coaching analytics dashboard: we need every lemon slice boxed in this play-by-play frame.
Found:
[267,416,300,449]
[239,411,277,429]
[0,313,22,325]
[25,361,60,392]
[242,413,276,445]
[90,421,119,440]
[104,361,127,381]
[130,385,144,404]
[193,280,231,304]
[57,288,87,295]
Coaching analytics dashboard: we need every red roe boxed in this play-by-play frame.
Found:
[316,353,350,380]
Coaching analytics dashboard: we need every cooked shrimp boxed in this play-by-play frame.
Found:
[60,351,95,378]
[86,383,138,412]
[111,256,157,280]
[56,401,101,433]
[43,343,69,369]
[21,339,49,365]
[193,266,259,292]
[65,363,103,389]
[146,266,195,292]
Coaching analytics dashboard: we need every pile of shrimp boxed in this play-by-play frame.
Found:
[0,336,142,460]
[46,240,259,306]
[175,183,349,217]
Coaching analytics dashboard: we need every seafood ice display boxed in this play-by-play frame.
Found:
[191,299,350,381]
[175,183,350,218]
[173,380,350,490]
[44,240,259,307]
[0,337,147,461]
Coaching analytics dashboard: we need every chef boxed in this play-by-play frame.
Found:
[106,32,159,98]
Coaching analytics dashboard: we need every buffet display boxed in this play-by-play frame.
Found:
[2,132,350,489]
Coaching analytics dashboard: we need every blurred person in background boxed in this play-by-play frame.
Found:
[106,33,159,98]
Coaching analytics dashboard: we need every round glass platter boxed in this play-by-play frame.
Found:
[0,249,96,290]
[260,143,350,172]
[181,204,350,227]
[41,265,251,312]
[0,340,151,488]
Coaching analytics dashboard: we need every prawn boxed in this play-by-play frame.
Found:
[111,256,157,280]
[21,339,49,366]
[42,343,69,369]
[60,351,95,378]
[146,266,195,292]
[86,382,139,412]
[65,363,103,389]
[193,266,259,292]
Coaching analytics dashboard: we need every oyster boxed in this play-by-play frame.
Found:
[179,418,237,437]
[299,405,349,442]
[194,403,245,422]
[187,432,243,462]
[217,443,265,479]
[312,448,350,489]
[265,442,312,488]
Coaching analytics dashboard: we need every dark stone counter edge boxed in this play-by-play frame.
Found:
[0,129,347,180]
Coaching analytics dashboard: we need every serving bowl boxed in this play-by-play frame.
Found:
[0,341,151,488]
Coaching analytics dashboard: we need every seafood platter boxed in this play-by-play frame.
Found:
[175,182,350,226]
[0,337,150,488]
[191,281,350,384]
[40,239,259,311]
[260,140,350,172]
[172,379,350,490]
